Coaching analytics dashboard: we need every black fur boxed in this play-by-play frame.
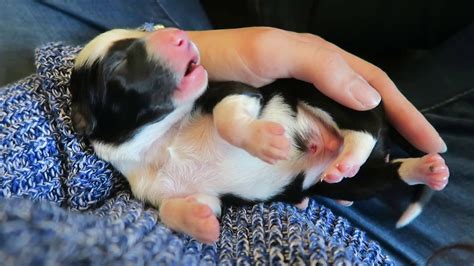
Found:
[195,81,263,113]
[70,38,177,144]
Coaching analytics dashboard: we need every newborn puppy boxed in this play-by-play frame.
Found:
[70,28,449,243]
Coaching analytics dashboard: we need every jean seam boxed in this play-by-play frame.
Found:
[420,87,474,113]
[155,0,181,28]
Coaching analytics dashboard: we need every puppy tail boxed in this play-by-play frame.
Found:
[396,185,434,228]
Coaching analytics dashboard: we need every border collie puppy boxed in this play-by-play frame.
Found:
[70,28,449,243]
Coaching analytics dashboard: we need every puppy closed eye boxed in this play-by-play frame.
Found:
[108,57,127,75]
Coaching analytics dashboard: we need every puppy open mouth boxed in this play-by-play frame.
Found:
[178,54,204,86]
[184,58,199,77]
[175,44,207,102]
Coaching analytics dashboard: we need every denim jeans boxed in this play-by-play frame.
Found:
[1,1,472,264]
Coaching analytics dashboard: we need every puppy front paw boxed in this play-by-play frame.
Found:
[243,120,290,164]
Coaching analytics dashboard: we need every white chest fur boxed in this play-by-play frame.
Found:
[133,114,301,205]
[92,100,341,209]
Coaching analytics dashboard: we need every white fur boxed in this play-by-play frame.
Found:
[295,104,338,189]
[192,194,222,217]
[300,102,340,132]
[339,130,377,166]
[396,203,422,228]
[394,157,423,185]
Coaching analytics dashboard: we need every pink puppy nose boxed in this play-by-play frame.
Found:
[170,30,188,47]
[149,28,189,49]
[146,28,193,72]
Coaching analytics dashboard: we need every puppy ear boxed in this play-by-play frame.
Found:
[71,103,96,136]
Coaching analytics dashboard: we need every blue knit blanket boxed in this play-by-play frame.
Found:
[0,43,393,265]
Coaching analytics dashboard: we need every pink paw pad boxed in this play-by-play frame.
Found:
[185,202,220,244]
[419,154,449,190]
[322,163,361,183]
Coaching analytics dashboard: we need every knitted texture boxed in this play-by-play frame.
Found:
[0,43,394,265]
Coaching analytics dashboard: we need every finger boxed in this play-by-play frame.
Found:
[340,54,447,153]
[236,28,381,110]
[289,44,381,111]
[371,77,447,153]
[295,33,447,153]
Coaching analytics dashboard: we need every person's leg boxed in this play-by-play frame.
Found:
[202,0,474,51]
[0,1,100,86]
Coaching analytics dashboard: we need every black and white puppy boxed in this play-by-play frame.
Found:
[70,28,449,243]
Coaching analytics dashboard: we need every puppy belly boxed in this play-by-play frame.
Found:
[158,119,342,203]
[292,105,344,189]
[125,106,345,207]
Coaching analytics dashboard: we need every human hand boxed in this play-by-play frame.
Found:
[188,27,447,154]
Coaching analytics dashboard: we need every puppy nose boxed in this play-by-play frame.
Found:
[169,29,188,48]
[148,28,190,50]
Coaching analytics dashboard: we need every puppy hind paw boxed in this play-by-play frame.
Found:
[399,153,449,191]
[421,154,449,190]
[322,161,361,183]
[160,197,220,244]
[184,201,220,244]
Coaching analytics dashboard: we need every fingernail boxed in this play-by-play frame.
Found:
[350,76,381,109]
[439,137,448,153]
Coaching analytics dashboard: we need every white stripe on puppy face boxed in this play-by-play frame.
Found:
[75,29,148,68]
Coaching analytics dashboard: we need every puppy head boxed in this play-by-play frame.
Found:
[70,28,208,144]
